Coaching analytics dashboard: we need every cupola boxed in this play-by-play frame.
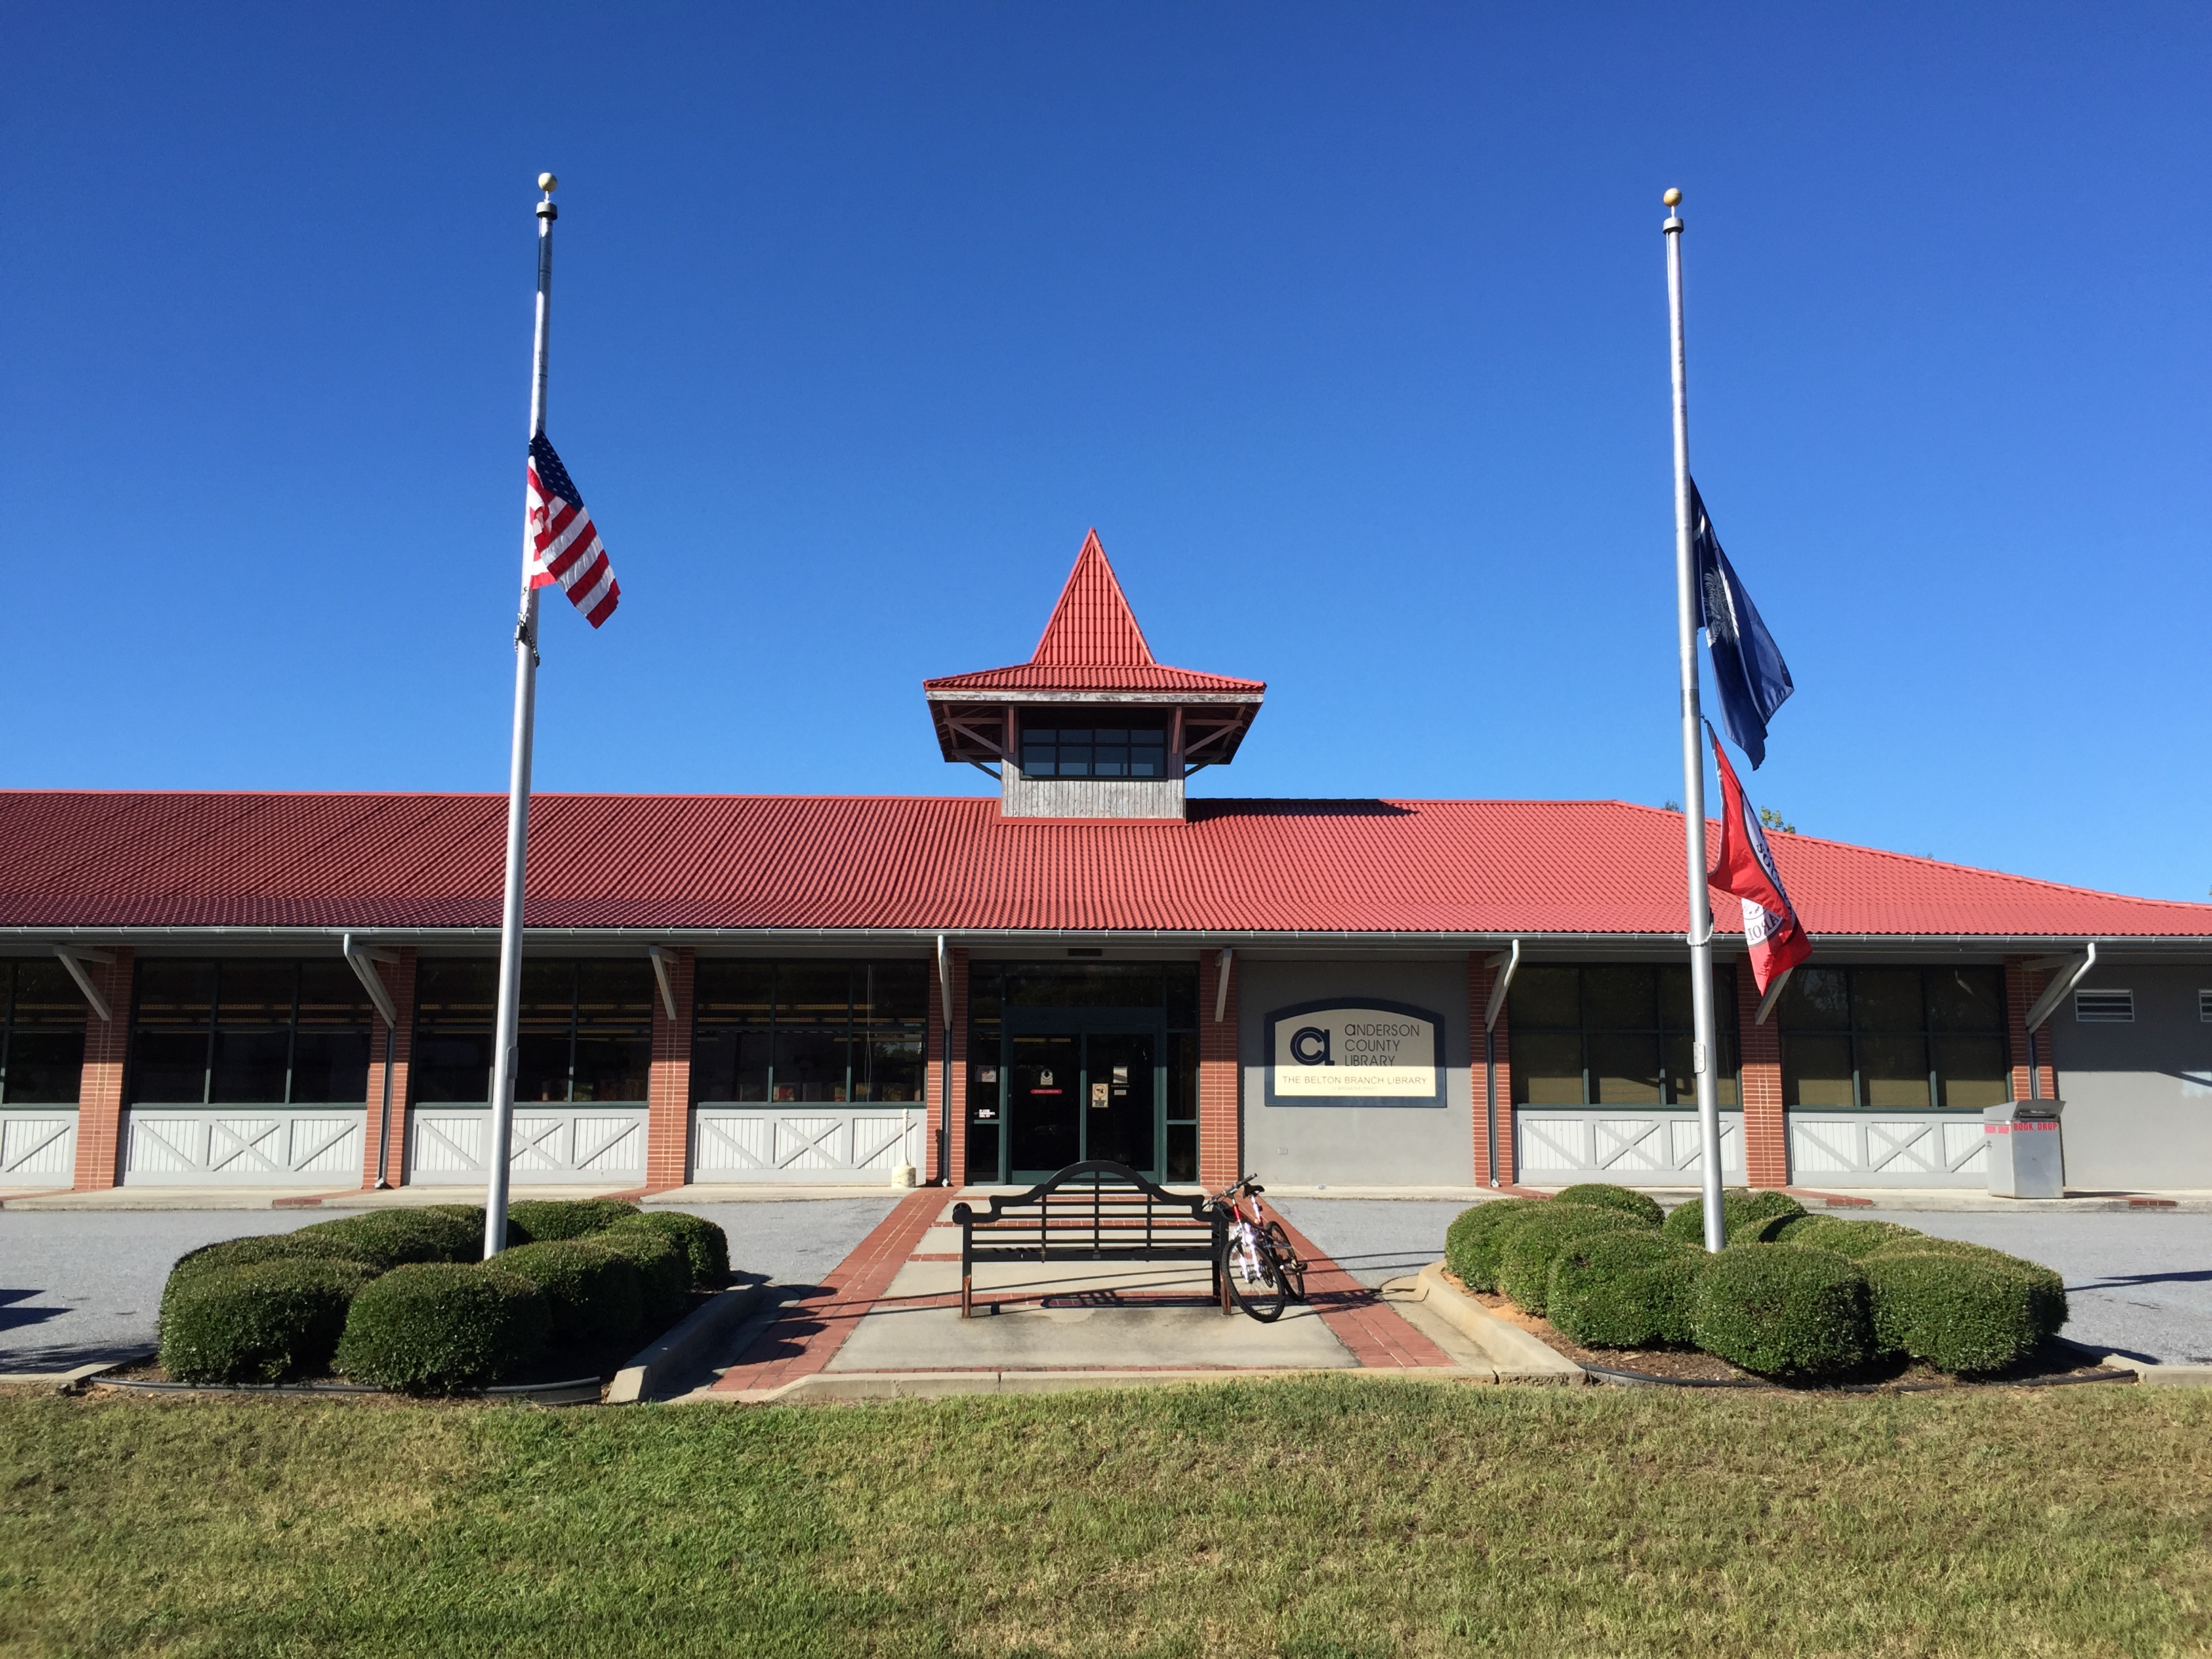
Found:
[923,530,1265,819]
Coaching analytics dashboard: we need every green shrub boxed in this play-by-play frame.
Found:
[159,1258,374,1385]
[386,1205,484,1261]
[1728,1211,1802,1246]
[592,1226,691,1328]
[1690,1246,1872,1378]
[161,1231,383,1323]
[1862,1251,2055,1374]
[1662,1189,1805,1246]
[423,1204,542,1248]
[1551,1184,1665,1227]
[1443,1199,1542,1292]
[1498,1204,1647,1316]
[506,1198,640,1242]
[1866,1237,2067,1340]
[335,1264,549,1394]
[612,1210,729,1288]
[1546,1231,1705,1349]
[493,1240,643,1349]
[293,1210,459,1271]
[1771,1215,1921,1258]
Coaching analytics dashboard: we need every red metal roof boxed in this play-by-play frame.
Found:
[1,790,2205,941]
[922,530,1265,697]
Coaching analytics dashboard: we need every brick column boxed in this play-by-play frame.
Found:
[1199,949,1241,1189]
[2004,958,2057,1103]
[1467,954,1516,1187]
[70,947,134,1191]
[1737,962,1788,1189]
[361,948,417,1189]
[926,951,964,1185]
[645,947,694,1193]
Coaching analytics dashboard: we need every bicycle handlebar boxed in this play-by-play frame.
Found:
[1209,1173,1264,1202]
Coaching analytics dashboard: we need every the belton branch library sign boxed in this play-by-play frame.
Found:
[1265,1001,1446,1108]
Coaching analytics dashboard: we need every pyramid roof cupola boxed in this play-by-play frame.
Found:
[923,529,1265,818]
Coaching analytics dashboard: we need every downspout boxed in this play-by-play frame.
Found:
[1483,941,1521,1189]
[937,933,954,1185]
[2021,942,2097,1103]
[343,935,401,1190]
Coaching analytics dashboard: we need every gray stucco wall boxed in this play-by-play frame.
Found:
[1240,957,1473,1188]
[1000,772,1185,819]
[2050,966,2212,1191]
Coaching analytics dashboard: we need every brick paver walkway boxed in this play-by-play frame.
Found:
[708,1187,1452,1394]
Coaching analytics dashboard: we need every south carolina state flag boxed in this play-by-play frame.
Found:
[1707,726,1811,993]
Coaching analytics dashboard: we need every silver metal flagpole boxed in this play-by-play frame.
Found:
[482,172,559,1261]
[1663,186,1727,1254]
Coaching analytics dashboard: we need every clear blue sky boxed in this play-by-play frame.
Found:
[5,5,2206,902]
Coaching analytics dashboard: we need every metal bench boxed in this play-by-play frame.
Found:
[949,1160,1226,1318]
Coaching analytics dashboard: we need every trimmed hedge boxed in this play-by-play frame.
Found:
[506,1199,640,1243]
[388,1205,485,1261]
[1546,1231,1704,1349]
[1866,1237,2067,1339]
[592,1226,691,1328]
[1662,1189,1805,1246]
[1771,1215,1920,1258]
[1863,1250,2054,1374]
[1498,1204,1649,1317]
[1551,1184,1665,1228]
[161,1231,382,1321]
[160,1258,374,1385]
[1443,1199,1542,1292]
[1443,1199,1544,1292]
[293,1210,459,1271]
[1690,1246,1871,1378]
[611,1210,730,1289]
[494,1240,643,1349]
[335,1263,549,1394]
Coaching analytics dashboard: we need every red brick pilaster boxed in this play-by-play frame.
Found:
[945,948,969,1187]
[70,947,134,1191]
[1469,954,1516,1187]
[362,948,417,1188]
[645,947,693,1193]
[1199,949,1241,1189]
[2004,958,2057,1103]
[1737,961,1788,1188]
[925,952,958,1185]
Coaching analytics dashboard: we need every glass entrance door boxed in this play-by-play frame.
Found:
[1084,1031,1156,1172]
[1009,1034,1080,1176]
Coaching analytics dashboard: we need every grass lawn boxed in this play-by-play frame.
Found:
[3,1380,2209,1658]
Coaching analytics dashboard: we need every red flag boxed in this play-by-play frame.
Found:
[1707,727,1811,993]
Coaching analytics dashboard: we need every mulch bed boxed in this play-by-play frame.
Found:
[1441,1272,2128,1391]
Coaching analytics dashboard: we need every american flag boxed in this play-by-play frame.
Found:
[526,432,619,628]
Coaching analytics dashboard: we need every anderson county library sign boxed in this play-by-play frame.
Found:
[1263,1001,1446,1108]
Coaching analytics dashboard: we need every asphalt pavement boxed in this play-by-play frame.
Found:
[1274,1197,2212,1366]
[0,1195,899,1371]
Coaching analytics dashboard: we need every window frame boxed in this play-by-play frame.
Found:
[1,960,88,1107]
[1506,964,1741,1109]
[411,958,656,1107]
[1777,964,2009,1112]
[689,960,929,1107]
[126,959,374,1107]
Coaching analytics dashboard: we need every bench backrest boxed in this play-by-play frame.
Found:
[954,1161,1220,1261]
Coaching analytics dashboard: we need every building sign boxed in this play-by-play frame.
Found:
[1263,1000,1446,1108]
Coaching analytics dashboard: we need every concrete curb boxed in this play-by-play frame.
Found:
[1408,1262,1588,1382]
[2057,1337,2207,1388]
[607,1283,765,1403]
[713,1365,1495,1405]
[0,1354,148,1391]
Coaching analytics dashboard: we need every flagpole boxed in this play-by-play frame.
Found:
[1664,187,1727,1254]
[482,172,558,1261]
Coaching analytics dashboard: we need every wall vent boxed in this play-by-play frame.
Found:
[2074,989,2134,1024]
[2200,989,2212,1024]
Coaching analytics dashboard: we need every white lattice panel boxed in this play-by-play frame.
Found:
[693,1109,922,1182]
[1,1114,76,1180]
[405,1107,649,1185]
[1514,1110,1743,1185]
[1786,1113,1990,1187]
[122,1109,367,1185]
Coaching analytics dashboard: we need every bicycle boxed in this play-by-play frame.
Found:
[1208,1174,1307,1322]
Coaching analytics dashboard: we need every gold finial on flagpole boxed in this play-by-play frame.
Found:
[1662,186,1681,207]
[537,172,558,222]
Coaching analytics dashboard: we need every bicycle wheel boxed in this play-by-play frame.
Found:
[1222,1228,1290,1324]
[1263,1221,1307,1303]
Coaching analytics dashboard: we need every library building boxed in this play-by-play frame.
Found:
[3,532,2210,1198]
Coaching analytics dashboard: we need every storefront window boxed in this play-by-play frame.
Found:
[691,961,927,1105]
[1778,966,2007,1110]
[128,960,373,1105]
[1508,964,1740,1107]
[411,960,653,1105]
[1,960,87,1105]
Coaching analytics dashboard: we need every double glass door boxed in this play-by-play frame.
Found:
[1002,1021,1160,1184]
